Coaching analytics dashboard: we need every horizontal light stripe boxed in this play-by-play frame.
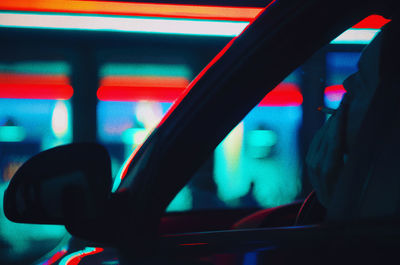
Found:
[0,61,70,75]
[100,63,191,78]
[97,86,185,102]
[98,76,189,102]
[97,79,302,106]
[0,83,73,100]
[331,29,380,45]
[0,1,391,30]
[0,12,386,42]
[0,73,72,99]
[0,12,249,36]
[0,1,262,21]
[100,76,190,88]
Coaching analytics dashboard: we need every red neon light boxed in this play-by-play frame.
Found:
[259,83,302,106]
[64,248,104,265]
[0,1,262,21]
[42,249,68,265]
[98,85,184,102]
[0,84,73,100]
[0,73,73,100]
[325,84,346,102]
[97,76,190,102]
[353,15,391,29]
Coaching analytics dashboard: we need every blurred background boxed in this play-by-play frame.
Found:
[0,0,390,262]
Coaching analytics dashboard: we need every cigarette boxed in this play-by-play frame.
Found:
[317,106,336,115]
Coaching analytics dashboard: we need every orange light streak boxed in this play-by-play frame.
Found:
[0,1,262,21]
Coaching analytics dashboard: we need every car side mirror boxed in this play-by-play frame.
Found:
[4,143,112,225]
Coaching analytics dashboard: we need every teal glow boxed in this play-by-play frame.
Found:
[324,97,341,110]
[166,186,193,212]
[100,63,191,79]
[248,130,277,147]
[0,12,248,37]
[214,107,302,208]
[331,29,380,45]
[0,183,67,264]
[214,122,248,205]
[0,126,26,142]
[112,174,122,193]
[0,99,72,144]
[112,158,128,193]
[0,61,70,75]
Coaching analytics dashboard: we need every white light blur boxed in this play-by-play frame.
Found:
[331,29,380,45]
[135,101,163,130]
[51,101,69,138]
[0,12,249,36]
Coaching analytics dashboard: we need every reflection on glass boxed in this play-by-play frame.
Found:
[99,72,304,210]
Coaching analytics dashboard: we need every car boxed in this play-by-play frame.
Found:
[2,0,400,264]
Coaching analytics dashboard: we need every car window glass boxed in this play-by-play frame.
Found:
[166,72,303,211]
[166,47,372,212]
